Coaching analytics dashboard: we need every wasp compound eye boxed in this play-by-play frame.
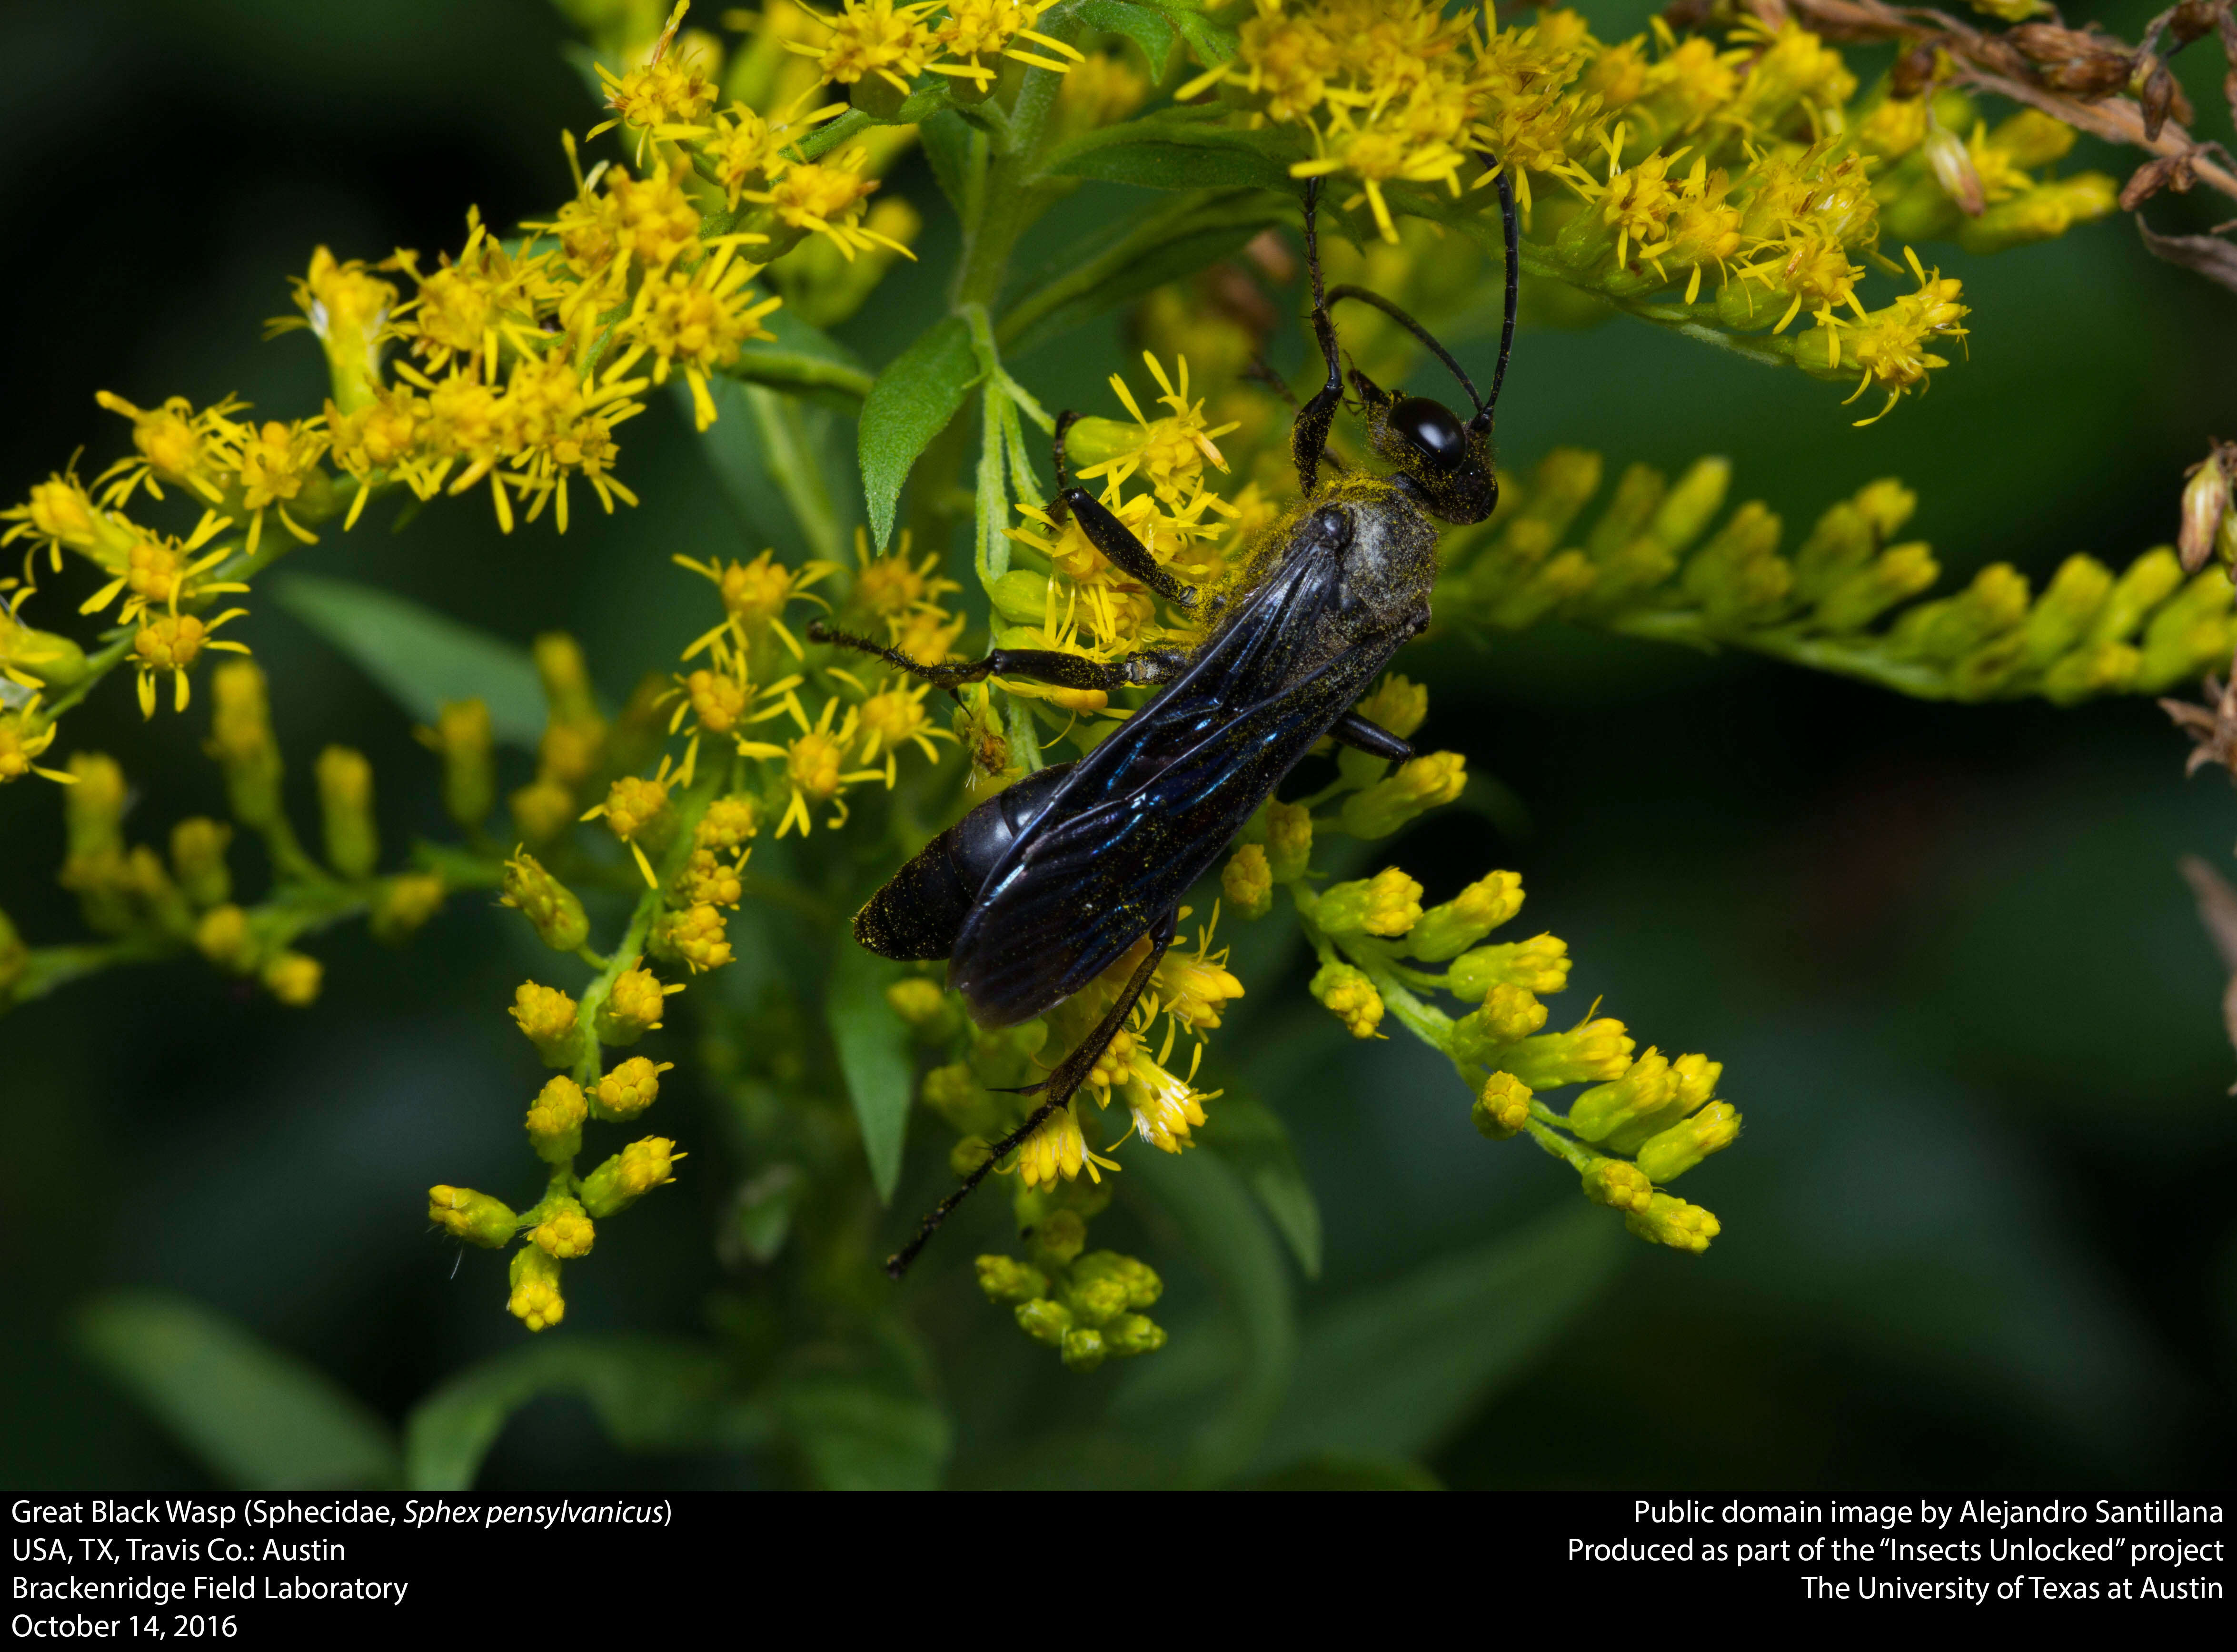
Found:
[1392,396,1467,471]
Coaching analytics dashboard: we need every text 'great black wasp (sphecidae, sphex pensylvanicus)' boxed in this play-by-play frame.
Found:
[809,154,1523,1278]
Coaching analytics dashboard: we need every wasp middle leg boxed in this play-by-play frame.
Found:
[885,906,1178,1279]
[807,621,1188,694]
[1043,410,1200,611]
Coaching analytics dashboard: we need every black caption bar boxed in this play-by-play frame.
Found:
[2,1490,2226,1635]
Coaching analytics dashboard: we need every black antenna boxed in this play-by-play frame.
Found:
[1483,151,1520,423]
[1323,284,1485,413]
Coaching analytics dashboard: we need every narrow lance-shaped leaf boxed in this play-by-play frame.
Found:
[826,942,915,1203]
[859,314,979,551]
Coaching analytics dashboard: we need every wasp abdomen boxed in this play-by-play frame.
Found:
[852,762,1078,961]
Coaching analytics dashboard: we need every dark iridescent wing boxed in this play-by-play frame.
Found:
[949,509,1367,1026]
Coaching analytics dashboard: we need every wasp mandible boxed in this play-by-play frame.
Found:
[810,157,1522,1278]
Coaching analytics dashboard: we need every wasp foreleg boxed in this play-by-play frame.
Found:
[1291,176,1347,498]
[884,908,1178,1280]
[808,622,1185,694]
[1047,411,1199,610]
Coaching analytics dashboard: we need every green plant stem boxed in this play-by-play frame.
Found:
[1597,607,1957,699]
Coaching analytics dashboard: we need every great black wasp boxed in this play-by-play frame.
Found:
[810,157,1522,1278]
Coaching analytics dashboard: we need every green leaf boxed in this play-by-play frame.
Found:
[1247,1204,1624,1477]
[402,1336,769,1491]
[273,574,545,748]
[859,314,979,551]
[1127,1147,1296,1485]
[693,375,857,565]
[827,944,914,1202]
[1079,0,1176,76]
[76,1292,399,1489]
[775,1377,952,1491]
[1250,1453,1443,1490]
[1046,114,1299,192]
[918,108,982,221]
[1161,3,1240,66]
[1002,197,1286,356]
[1199,1087,1323,1279]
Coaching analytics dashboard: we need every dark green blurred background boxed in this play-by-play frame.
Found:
[4,0,2233,1488]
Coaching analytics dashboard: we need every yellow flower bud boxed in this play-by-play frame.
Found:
[1582,1157,1654,1214]
[169,818,232,909]
[596,963,673,1044]
[1353,674,1429,742]
[1034,1208,1088,1267]
[1473,1070,1532,1140]
[1340,751,1467,839]
[1409,870,1523,962]
[194,903,256,973]
[510,981,586,1068]
[532,632,597,727]
[1634,1101,1742,1182]
[1221,842,1274,919]
[990,569,1052,624]
[63,752,125,864]
[976,1255,1049,1303]
[1264,799,1312,881]
[428,1185,517,1248]
[315,745,378,879]
[507,1245,566,1332]
[208,661,282,829]
[581,1135,684,1217]
[594,1055,671,1121]
[509,778,576,845]
[597,774,675,850]
[1814,542,1939,633]
[1502,1016,1634,1089]
[1316,866,1424,938]
[419,699,494,829]
[1454,981,1548,1062]
[1624,1192,1721,1254]
[1448,933,1570,998]
[678,847,746,908]
[262,950,322,1007]
[1568,1049,1679,1142]
[529,1195,596,1259]
[696,794,759,851]
[526,1075,588,1163]
[371,871,445,945]
[885,977,949,1028]
[652,902,731,972]
[1310,960,1383,1039]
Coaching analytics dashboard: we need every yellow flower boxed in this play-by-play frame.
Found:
[696,794,759,851]
[743,692,884,836]
[596,1056,673,1120]
[590,2,719,147]
[1012,1099,1119,1189]
[90,391,245,507]
[676,548,835,660]
[855,679,948,769]
[615,240,781,431]
[1150,907,1245,1034]
[1076,353,1238,507]
[428,1185,517,1248]
[2,470,104,572]
[790,0,940,101]
[0,695,72,785]
[132,604,250,718]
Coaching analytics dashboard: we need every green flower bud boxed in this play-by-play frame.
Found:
[1263,799,1312,882]
[169,817,232,910]
[1889,563,2029,663]
[1634,1101,1742,1182]
[501,850,589,951]
[316,745,378,880]
[418,698,494,829]
[2022,554,2113,667]
[920,1061,997,1136]
[1814,542,1939,633]
[1221,842,1274,919]
[1624,1192,1721,1254]
[1015,1296,1073,1346]
[1103,1313,1167,1358]
[2139,572,2237,691]
[209,662,282,830]
[1310,959,1383,1038]
[580,1136,683,1217]
[1064,1273,1131,1328]
[1314,867,1424,938]
[1681,500,1790,624]
[1502,1017,1635,1090]
[2041,640,2140,705]
[372,872,445,945]
[1409,870,1523,962]
[1069,1249,1160,1311]
[1340,752,1468,839]
[990,569,1053,625]
[532,633,598,727]
[1568,1049,1679,1142]
[510,779,576,846]
[428,1185,517,1248]
[975,1255,1049,1304]
[1060,1326,1107,1373]
[1031,1207,1086,1266]
[1448,933,1569,999]
[2088,547,2184,647]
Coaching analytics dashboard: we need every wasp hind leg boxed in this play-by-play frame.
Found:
[884,908,1178,1279]
[1291,177,1348,498]
[807,621,1186,696]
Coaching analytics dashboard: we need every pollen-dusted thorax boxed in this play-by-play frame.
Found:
[1353,376,1499,527]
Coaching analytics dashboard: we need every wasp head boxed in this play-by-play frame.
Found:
[1352,371,1497,526]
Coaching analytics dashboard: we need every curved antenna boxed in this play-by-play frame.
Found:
[1323,284,1484,414]
[1483,150,1521,422]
